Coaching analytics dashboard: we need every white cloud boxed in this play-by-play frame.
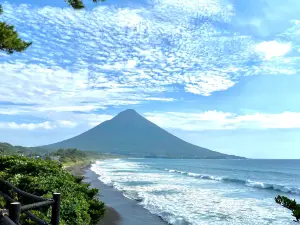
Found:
[235,112,300,129]
[0,63,173,115]
[0,0,298,116]
[0,0,299,138]
[57,120,78,128]
[145,111,300,130]
[184,72,236,96]
[0,121,56,130]
[255,41,292,60]
[0,0,258,107]
[0,111,114,131]
[3,110,300,132]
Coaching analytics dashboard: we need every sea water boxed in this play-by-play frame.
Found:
[91,158,300,225]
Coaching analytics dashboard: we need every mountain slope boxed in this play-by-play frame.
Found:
[0,142,48,155]
[39,109,243,159]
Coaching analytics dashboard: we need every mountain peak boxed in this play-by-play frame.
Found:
[114,109,141,119]
[40,109,243,159]
[119,109,138,114]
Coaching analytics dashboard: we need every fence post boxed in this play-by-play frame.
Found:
[51,193,61,225]
[9,202,21,224]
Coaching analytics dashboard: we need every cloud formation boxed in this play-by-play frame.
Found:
[1,0,300,146]
[0,121,55,130]
[2,110,300,132]
[145,111,300,131]
[0,113,113,130]
[255,41,292,60]
[1,0,298,115]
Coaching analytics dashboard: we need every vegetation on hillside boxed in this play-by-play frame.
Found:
[0,0,104,54]
[275,195,300,222]
[50,148,88,163]
[49,148,123,166]
[0,155,105,225]
[0,142,48,156]
[44,110,243,159]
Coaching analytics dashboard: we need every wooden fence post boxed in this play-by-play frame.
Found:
[9,202,21,224]
[51,193,61,225]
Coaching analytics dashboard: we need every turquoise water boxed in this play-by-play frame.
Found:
[91,158,300,225]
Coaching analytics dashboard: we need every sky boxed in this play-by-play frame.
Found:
[0,0,300,159]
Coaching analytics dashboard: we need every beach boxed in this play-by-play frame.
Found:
[66,163,121,225]
[67,162,166,225]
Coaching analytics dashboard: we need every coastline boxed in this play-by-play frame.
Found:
[66,162,122,225]
[66,160,168,225]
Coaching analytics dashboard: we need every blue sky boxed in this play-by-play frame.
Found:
[1,0,300,159]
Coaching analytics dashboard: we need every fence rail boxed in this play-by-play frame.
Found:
[0,179,60,225]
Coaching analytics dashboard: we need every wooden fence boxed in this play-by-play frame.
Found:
[0,179,60,225]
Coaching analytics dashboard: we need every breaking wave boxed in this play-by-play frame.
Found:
[166,169,300,195]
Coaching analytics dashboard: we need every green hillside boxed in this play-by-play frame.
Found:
[0,142,48,155]
[39,109,244,159]
[48,148,122,166]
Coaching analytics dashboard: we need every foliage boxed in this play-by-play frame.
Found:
[0,156,105,225]
[0,5,32,54]
[0,196,5,208]
[66,0,104,9]
[0,142,48,156]
[275,195,300,222]
[0,1,104,54]
[50,148,87,163]
[48,148,123,166]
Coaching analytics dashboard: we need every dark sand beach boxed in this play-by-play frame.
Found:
[67,162,167,225]
[66,163,121,225]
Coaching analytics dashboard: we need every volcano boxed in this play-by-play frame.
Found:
[39,109,242,159]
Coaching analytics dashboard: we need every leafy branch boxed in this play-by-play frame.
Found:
[275,195,300,222]
[0,5,32,54]
[0,0,104,54]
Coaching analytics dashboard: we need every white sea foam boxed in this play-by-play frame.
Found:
[91,159,294,225]
[164,168,300,195]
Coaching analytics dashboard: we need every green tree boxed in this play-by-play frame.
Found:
[275,195,300,222]
[0,0,103,54]
[66,0,104,10]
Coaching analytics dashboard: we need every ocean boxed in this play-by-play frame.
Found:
[91,158,300,225]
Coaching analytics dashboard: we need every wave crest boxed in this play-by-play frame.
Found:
[167,169,300,195]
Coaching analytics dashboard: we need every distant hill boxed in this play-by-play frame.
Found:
[38,109,244,159]
[0,142,48,156]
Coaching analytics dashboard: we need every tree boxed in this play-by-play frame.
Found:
[0,5,32,54]
[0,0,104,54]
[275,195,300,222]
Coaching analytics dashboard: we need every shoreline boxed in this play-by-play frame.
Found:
[85,165,168,225]
[66,162,122,225]
[67,160,168,225]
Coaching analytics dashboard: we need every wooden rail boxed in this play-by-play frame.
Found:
[0,179,60,225]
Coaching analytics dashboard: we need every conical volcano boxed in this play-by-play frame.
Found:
[40,109,242,159]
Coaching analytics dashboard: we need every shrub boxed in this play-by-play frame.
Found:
[0,156,105,225]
